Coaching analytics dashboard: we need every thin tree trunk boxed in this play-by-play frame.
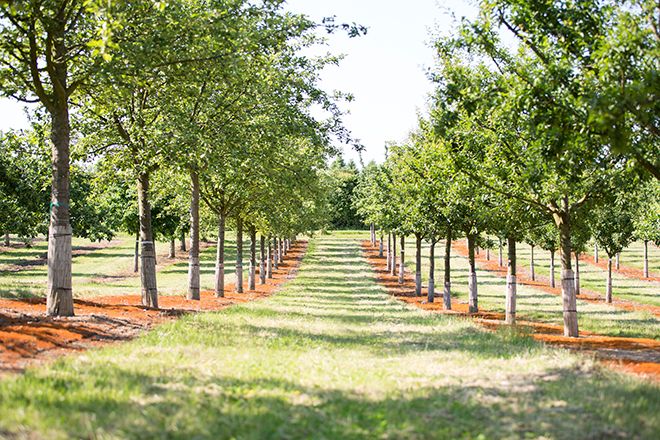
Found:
[467,234,478,313]
[180,230,186,252]
[267,236,273,278]
[574,252,581,296]
[370,223,375,246]
[428,240,435,303]
[644,240,649,278]
[391,233,397,276]
[557,210,578,337]
[606,257,613,303]
[236,218,243,293]
[137,171,158,308]
[594,243,598,263]
[3,233,8,247]
[398,235,405,284]
[386,232,391,272]
[486,247,490,260]
[260,235,266,285]
[379,232,384,257]
[415,233,422,295]
[282,237,288,256]
[550,250,556,288]
[443,227,452,310]
[498,238,503,267]
[46,105,74,317]
[278,238,283,262]
[506,237,517,325]
[248,225,256,291]
[273,236,279,270]
[187,170,200,301]
[133,230,139,273]
[529,244,535,281]
[169,238,175,259]
[615,253,620,270]
[214,214,225,297]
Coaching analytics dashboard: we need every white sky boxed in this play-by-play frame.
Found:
[0,0,478,165]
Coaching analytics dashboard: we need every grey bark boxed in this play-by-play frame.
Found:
[391,233,397,276]
[398,234,405,284]
[236,218,243,293]
[187,171,200,300]
[137,171,158,309]
[574,252,581,296]
[267,236,273,278]
[467,234,478,313]
[180,230,187,252]
[644,240,649,278]
[428,240,436,303]
[606,257,613,303]
[248,225,256,291]
[260,235,266,284]
[529,244,535,281]
[169,238,175,259]
[214,214,225,297]
[386,233,392,272]
[615,253,620,270]
[379,232,384,257]
[273,237,279,270]
[415,233,422,296]
[133,230,139,273]
[498,238,503,267]
[3,233,9,247]
[557,212,579,337]
[550,250,556,288]
[506,237,517,325]
[443,226,452,310]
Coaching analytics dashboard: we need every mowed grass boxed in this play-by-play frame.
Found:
[0,233,240,299]
[0,232,658,439]
[400,237,660,340]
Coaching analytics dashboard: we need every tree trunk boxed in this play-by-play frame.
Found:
[248,225,256,291]
[386,232,391,272]
[415,233,422,296]
[574,252,581,295]
[428,240,435,303]
[398,234,405,284]
[529,244,535,281]
[260,235,266,285]
[282,237,288,257]
[557,212,578,337]
[498,238,503,267]
[180,230,187,252]
[169,238,175,259]
[391,233,397,276]
[644,240,649,278]
[486,247,490,260]
[133,230,139,273]
[236,218,243,293]
[467,234,478,313]
[550,250,556,288]
[273,237,279,270]
[214,214,225,297]
[506,237,517,325]
[379,232,384,257]
[443,227,452,310]
[187,171,200,301]
[615,253,620,270]
[594,243,598,263]
[278,238,283,262]
[46,105,74,317]
[3,233,9,247]
[606,257,613,303]
[370,223,375,246]
[267,236,273,278]
[137,171,158,309]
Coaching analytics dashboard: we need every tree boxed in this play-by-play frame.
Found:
[634,180,660,278]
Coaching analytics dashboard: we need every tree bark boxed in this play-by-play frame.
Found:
[428,240,436,303]
[133,230,139,273]
[46,105,74,317]
[370,223,376,246]
[137,171,158,308]
[615,253,620,270]
[644,240,649,278]
[529,244,535,281]
[248,225,256,291]
[486,247,490,260]
[180,230,186,252]
[443,226,452,310]
[391,233,397,276]
[398,235,405,284]
[574,252,581,296]
[236,218,243,293]
[550,250,556,288]
[506,237,517,325]
[273,237,279,270]
[379,232,384,257]
[557,211,578,337]
[267,236,273,278]
[467,234,478,313]
[282,237,288,256]
[3,233,9,247]
[187,170,200,301]
[169,238,175,259]
[415,233,422,296]
[386,233,391,272]
[498,238,503,267]
[260,235,266,285]
[214,214,225,297]
[594,243,598,263]
[606,257,613,303]
[278,237,283,262]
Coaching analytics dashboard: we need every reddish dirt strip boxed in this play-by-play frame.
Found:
[452,240,660,318]
[361,241,660,382]
[579,253,659,283]
[0,241,307,373]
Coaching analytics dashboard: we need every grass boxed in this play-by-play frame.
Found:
[0,231,658,439]
[399,237,660,339]
[0,233,240,299]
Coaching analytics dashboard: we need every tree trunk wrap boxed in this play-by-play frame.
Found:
[267,237,273,278]
[606,258,613,303]
[235,218,243,293]
[644,240,649,278]
[260,235,266,284]
[46,105,74,317]
[187,170,200,301]
[443,227,452,310]
[248,226,256,291]
[428,240,435,303]
[214,214,225,297]
[530,244,535,281]
[467,234,478,313]
[133,230,139,273]
[558,215,578,337]
[415,234,422,296]
[391,233,397,276]
[506,237,517,325]
[398,235,405,284]
[137,171,158,309]
[550,250,555,288]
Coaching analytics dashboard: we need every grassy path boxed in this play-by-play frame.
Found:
[0,232,658,438]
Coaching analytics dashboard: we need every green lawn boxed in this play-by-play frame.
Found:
[0,232,658,439]
[400,237,660,339]
[0,233,240,299]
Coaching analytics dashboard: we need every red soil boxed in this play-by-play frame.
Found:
[0,241,307,373]
[580,253,659,282]
[452,241,660,317]
[361,241,660,382]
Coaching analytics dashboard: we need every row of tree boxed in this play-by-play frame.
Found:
[0,0,365,315]
[355,0,659,338]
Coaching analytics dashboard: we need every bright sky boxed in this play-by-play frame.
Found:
[0,0,478,165]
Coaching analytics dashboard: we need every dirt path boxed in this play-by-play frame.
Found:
[0,241,307,373]
[362,241,660,382]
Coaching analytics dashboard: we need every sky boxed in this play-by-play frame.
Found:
[0,0,478,166]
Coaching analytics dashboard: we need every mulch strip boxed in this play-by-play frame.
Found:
[0,241,307,374]
[361,241,660,382]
